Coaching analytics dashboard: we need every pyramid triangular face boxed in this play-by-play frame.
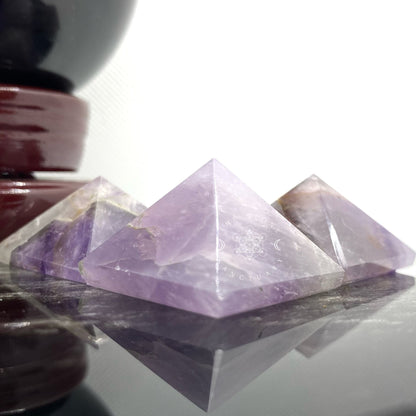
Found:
[1,177,146,282]
[81,160,344,317]
[275,175,415,283]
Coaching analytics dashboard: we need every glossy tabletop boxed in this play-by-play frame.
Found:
[1,263,416,416]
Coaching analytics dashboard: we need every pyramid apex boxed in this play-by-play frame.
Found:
[91,175,106,182]
[306,174,332,188]
[200,158,227,172]
[87,176,110,186]
[80,176,112,198]
[180,159,239,188]
[279,175,335,201]
[300,174,330,189]
[206,157,221,164]
[308,174,322,181]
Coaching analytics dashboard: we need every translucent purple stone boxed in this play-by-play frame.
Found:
[5,177,146,283]
[80,160,344,318]
[274,175,415,283]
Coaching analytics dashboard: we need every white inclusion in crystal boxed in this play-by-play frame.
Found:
[328,223,348,269]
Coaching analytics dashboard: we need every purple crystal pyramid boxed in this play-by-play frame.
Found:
[2,177,146,283]
[80,160,344,318]
[274,175,415,283]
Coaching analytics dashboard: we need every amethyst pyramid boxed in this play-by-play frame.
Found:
[274,175,415,283]
[1,177,146,283]
[80,160,344,318]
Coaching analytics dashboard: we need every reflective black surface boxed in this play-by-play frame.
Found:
[20,386,112,416]
[0,275,88,414]
[0,0,136,92]
[2,264,416,415]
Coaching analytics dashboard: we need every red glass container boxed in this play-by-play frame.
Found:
[0,85,89,174]
[0,84,88,242]
[0,0,137,242]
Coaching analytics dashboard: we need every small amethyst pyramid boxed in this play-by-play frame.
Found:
[80,160,344,318]
[274,175,415,283]
[4,177,146,283]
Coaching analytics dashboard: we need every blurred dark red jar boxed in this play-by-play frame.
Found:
[0,84,88,242]
[0,84,88,173]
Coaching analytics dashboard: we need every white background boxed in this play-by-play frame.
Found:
[71,1,415,253]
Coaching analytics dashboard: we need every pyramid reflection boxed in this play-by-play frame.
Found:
[296,273,414,357]
[5,264,414,412]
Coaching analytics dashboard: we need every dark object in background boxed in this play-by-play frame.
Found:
[0,0,137,92]
[0,0,137,243]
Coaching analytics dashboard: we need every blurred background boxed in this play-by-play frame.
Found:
[62,1,415,257]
